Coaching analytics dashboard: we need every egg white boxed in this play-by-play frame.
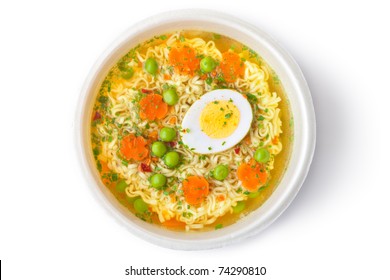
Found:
[180,89,253,154]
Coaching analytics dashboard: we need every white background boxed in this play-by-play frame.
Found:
[1,0,389,279]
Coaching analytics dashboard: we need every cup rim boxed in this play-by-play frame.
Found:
[75,9,316,250]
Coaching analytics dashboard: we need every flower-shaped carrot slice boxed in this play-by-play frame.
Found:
[120,134,149,161]
[169,46,200,75]
[139,94,168,121]
[182,176,209,205]
[220,51,245,83]
[237,160,267,191]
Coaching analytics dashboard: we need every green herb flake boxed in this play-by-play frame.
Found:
[111,173,118,182]
[213,33,221,39]
[215,224,223,230]
[246,93,258,103]
[98,95,108,103]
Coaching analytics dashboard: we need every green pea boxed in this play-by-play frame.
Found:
[133,198,148,213]
[151,141,167,158]
[145,57,158,75]
[163,88,179,105]
[159,127,176,142]
[212,165,229,181]
[248,191,260,199]
[200,56,217,73]
[150,173,167,189]
[116,180,127,193]
[254,148,270,163]
[232,201,246,214]
[126,195,139,204]
[121,68,134,79]
[164,151,180,168]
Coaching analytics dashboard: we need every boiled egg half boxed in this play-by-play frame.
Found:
[180,89,253,154]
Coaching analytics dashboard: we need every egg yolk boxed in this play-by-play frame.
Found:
[199,100,240,139]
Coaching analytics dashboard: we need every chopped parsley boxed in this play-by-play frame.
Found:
[246,93,258,103]
[213,33,221,39]
[98,95,108,103]
[215,224,223,230]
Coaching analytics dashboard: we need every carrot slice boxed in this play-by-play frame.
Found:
[120,134,149,161]
[220,51,245,83]
[139,94,168,121]
[182,176,209,205]
[162,218,186,228]
[169,46,200,75]
[237,160,267,191]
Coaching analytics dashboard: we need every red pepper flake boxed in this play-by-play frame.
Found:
[141,88,153,94]
[93,111,101,121]
[234,147,240,154]
[139,163,152,172]
[166,141,177,148]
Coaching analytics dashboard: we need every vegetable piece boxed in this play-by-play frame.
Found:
[151,141,167,158]
[166,141,177,148]
[212,165,229,181]
[121,68,134,79]
[164,151,180,168]
[162,218,186,228]
[120,134,149,161]
[116,180,127,193]
[237,160,267,191]
[254,148,270,163]
[162,88,179,105]
[144,57,158,75]
[182,176,209,205]
[200,56,217,73]
[150,173,167,189]
[126,195,139,204]
[215,223,223,230]
[93,111,101,121]
[234,147,240,154]
[133,198,148,213]
[248,191,261,199]
[141,88,153,94]
[139,94,168,121]
[220,51,245,83]
[159,127,176,141]
[139,162,152,172]
[232,201,246,213]
[168,46,200,75]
